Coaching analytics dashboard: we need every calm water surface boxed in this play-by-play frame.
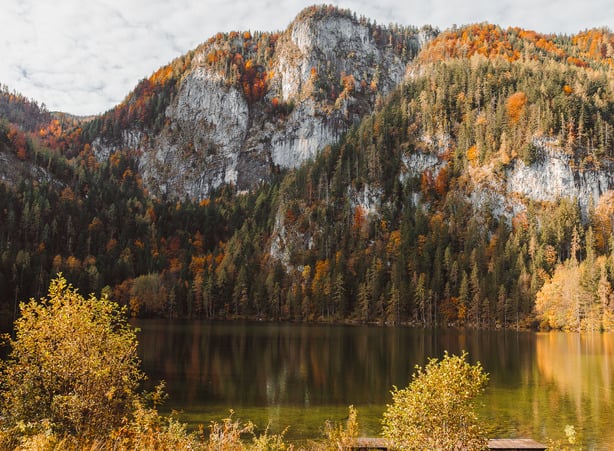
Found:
[136,321,614,449]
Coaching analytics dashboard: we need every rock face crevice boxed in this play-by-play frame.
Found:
[92,9,427,200]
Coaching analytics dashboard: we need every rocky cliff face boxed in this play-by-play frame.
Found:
[92,8,428,199]
[419,137,614,221]
[506,142,614,216]
[0,148,60,189]
[266,13,407,167]
[141,70,250,198]
[468,139,614,221]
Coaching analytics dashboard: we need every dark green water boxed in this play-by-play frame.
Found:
[136,320,614,449]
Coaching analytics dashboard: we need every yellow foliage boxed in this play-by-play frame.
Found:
[382,351,488,450]
[593,191,614,252]
[0,276,144,443]
[466,145,479,162]
[324,405,359,450]
[387,230,401,257]
[536,257,614,331]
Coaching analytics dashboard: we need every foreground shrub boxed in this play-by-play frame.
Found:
[382,351,489,450]
[322,405,359,451]
[0,275,144,445]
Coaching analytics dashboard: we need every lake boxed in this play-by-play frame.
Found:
[135,320,614,449]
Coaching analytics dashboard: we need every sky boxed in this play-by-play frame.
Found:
[1,0,612,116]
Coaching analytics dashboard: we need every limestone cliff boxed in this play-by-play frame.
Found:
[91,7,430,199]
[410,137,614,221]
[506,141,614,216]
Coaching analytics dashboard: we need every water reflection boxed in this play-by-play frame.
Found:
[536,333,614,409]
[136,321,614,449]
[533,333,614,447]
[138,321,420,407]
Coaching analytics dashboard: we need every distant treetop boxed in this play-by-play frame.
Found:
[419,23,614,68]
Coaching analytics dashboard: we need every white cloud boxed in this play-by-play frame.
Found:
[0,0,611,115]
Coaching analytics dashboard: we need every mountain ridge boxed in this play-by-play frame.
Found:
[85,5,431,199]
[1,6,614,330]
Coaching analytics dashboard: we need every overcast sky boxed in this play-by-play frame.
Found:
[1,0,611,116]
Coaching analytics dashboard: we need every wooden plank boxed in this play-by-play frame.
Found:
[487,438,547,450]
[349,437,389,450]
[346,437,547,450]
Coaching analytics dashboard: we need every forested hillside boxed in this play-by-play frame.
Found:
[1,9,613,330]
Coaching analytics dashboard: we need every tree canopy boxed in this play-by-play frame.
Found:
[382,351,489,450]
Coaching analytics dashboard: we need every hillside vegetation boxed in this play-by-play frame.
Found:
[1,8,613,331]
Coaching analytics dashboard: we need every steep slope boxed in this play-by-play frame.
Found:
[0,88,70,189]
[264,24,614,327]
[1,19,614,331]
[0,85,52,133]
[88,6,433,199]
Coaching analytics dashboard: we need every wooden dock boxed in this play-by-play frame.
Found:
[487,439,547,450]
[350,437,389,450]
[348,437,547,450]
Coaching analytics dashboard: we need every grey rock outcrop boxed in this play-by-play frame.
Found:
[481,139,614,221]
[506,144,614,215]
[92,8,427,199]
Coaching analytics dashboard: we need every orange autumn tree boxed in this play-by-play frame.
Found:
[506,92,527,123]
[7,124,28,160]
[241,59,268,103]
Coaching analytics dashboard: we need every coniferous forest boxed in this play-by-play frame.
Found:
[1,9,614,331]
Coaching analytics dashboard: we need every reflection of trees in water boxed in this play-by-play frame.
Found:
[139,322,421,406]
[534,332,614,445]
[536,332,614,407]
[137,322,535,407]
[135,323,614,446]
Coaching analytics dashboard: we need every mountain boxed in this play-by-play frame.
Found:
[264,24,614,329]
[85,6,434,199]
[1,8,614,331]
